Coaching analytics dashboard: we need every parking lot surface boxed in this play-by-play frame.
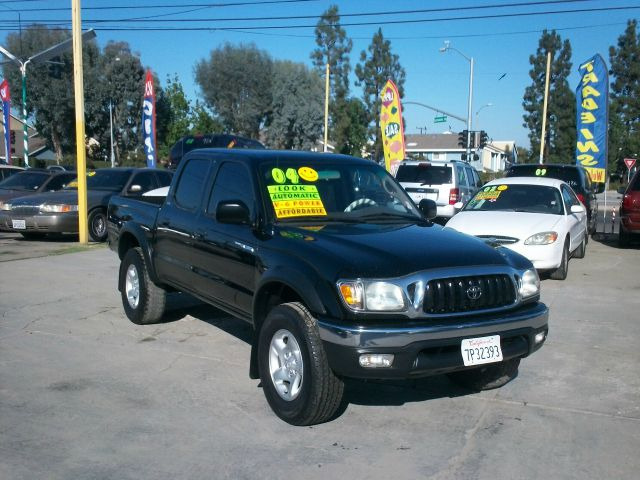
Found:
[1,232,639,479]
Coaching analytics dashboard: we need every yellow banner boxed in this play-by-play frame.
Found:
[585,167,606,183]
[379,79,405,173]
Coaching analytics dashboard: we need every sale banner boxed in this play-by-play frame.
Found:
[142,70,157,168]
[379,79,405,173]
[0,79,10,164]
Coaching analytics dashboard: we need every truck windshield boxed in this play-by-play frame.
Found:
[464,184,563,215]
[260,161,422,223]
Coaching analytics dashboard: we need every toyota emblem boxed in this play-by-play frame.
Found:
[466,284,483,301]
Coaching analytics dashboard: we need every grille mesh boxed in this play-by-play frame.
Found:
[423,274,516,314]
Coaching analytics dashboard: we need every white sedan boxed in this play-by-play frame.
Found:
[445,177,588,280]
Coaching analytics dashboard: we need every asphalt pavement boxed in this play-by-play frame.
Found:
[0,232,639,479]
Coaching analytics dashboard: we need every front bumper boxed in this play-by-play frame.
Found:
[318,302,548,379]
[502,241,563,271]
[0,212,79,234]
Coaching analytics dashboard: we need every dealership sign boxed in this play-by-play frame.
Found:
[379,79,405,174]
[142,70,157,168]
[575,54,609,183]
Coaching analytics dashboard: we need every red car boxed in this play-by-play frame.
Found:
[619,169,640,246]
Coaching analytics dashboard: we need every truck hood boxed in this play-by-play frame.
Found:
[273,222,525,279]
[7,189,116,209]
[446,211,562,241]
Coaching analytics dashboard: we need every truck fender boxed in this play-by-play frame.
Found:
[116,223,160,290]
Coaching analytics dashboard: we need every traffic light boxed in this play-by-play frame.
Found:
[461,153,467,161]
[469,131,476,149]
[479,130,489,148]
[458,130,468,148]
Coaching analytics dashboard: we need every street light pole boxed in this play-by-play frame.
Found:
[109,100,115,168]
[440,41,474,162]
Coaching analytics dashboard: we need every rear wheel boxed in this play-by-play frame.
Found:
[119,247,166,325]
[448,358,520,391]
[258,302,344,426]
[20,232,46,240]
[619,225,631,247]
[88,209,108,242]
[550,239,569,280]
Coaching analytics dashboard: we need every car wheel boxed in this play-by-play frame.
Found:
[619,225,630,247]
[574,234,586,259]
[447,358,520,391]
[550,239,569,280]
[88,209,108,242]
[119,247,166,325]
[20,232,46,240]
[258,302,344,426]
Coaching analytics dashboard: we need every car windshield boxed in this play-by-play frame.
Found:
[64,170,131,191]
[464,184,564,215]
[260,161,422,224]
[0,171,50,191]
[395,164,452,185]
[506,165,581,190]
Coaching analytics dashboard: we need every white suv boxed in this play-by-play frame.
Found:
[395,160,482,220]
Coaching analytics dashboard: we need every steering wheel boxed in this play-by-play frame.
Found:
[344,198,377,212]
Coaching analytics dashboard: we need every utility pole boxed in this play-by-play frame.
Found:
[539,51,552,164]
[323,63,329,153]
[109,100,115,168]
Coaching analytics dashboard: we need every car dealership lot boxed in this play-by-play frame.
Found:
[1,232,638,479]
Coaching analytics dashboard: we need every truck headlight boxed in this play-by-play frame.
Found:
[40,204,78,213]
[519,268,540,299]
[338,280,406,312]
[0,202,11,211]
[524,231,558,245]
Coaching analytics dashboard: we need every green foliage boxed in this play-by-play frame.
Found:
[522,30,576,164]
[157,74,191,159]
[355,28,406,160]
[195,43,272,138]
[265,61,323,150]
[190,101,223,135]
[609,20,640,175]
[335,98,368,156]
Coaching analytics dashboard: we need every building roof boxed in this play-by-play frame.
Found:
[405,133,462,151]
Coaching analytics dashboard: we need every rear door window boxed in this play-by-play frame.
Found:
[395,164,452,185]
[174,158,211,210]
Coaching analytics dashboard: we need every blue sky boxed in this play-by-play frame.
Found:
[1,0,639,150]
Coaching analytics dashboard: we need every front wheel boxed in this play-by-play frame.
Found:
[258,302,344,426]
[88,209,108,242]
[573,234,586,259]
[447,358,521,391]
[550,239,569,280]
[119,247,166,325]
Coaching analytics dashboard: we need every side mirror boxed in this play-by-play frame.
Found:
[570,204,585,214]
[453,201,464,210]
[418,198,438,220]
[595,183,606,194]
[217,200,250,225]
[617,186,626,195]
[128,184,142,194]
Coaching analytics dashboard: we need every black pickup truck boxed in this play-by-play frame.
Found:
[107,149,548,425]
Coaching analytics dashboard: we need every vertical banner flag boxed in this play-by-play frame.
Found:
[142,70,157,168]
[0,79,10,165]
[575,54,608,183]
[379,79,406,173]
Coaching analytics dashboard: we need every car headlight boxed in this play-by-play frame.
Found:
[524,231,558,245]
[0,202,11,211]
[519,268,540,299]
[40,204,78,213]
[338,280,406,312]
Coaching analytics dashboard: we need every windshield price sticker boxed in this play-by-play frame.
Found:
[474,185,507,202]
[271,167,318,184]
[268,185,327,218]
[535,168,547,176]
[461,335,503,366]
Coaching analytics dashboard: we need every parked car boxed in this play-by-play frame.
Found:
[446,177,588,280]
[0,164,24,181]
[0,167,172,241]
[0,170,76,204]
[395,160,482,221]
[169,133,265,169]
[618,169,640,246]
[504,163,600,234]
[107,149,548,425]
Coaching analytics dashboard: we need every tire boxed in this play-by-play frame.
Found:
[258,302,344,426]
[88,209,108,242]
[573,234,586,259]
[119,247,166,325]
[619,225,630,247]
[20,232,46,240]
[447,358,521,392]
[550,239,569,280]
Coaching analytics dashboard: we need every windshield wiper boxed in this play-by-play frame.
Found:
[356,212,423,222]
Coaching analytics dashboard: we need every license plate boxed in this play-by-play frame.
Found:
[12,219,26,230]
[461,335,503,366]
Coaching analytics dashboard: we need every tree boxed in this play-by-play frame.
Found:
[190,101,223,135]
[311,5,353,151]
[157,74,191,159]
[195,43,272,138]
[355,28,406,160]
[522,30,576,164]
[265,61,323,150]
[609,20,640,175]
[335,98,368,156]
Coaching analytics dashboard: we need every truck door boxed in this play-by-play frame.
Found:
[190,161,257,317]
[155,157,213,290]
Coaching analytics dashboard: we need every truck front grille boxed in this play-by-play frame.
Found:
[423,274,516,315]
